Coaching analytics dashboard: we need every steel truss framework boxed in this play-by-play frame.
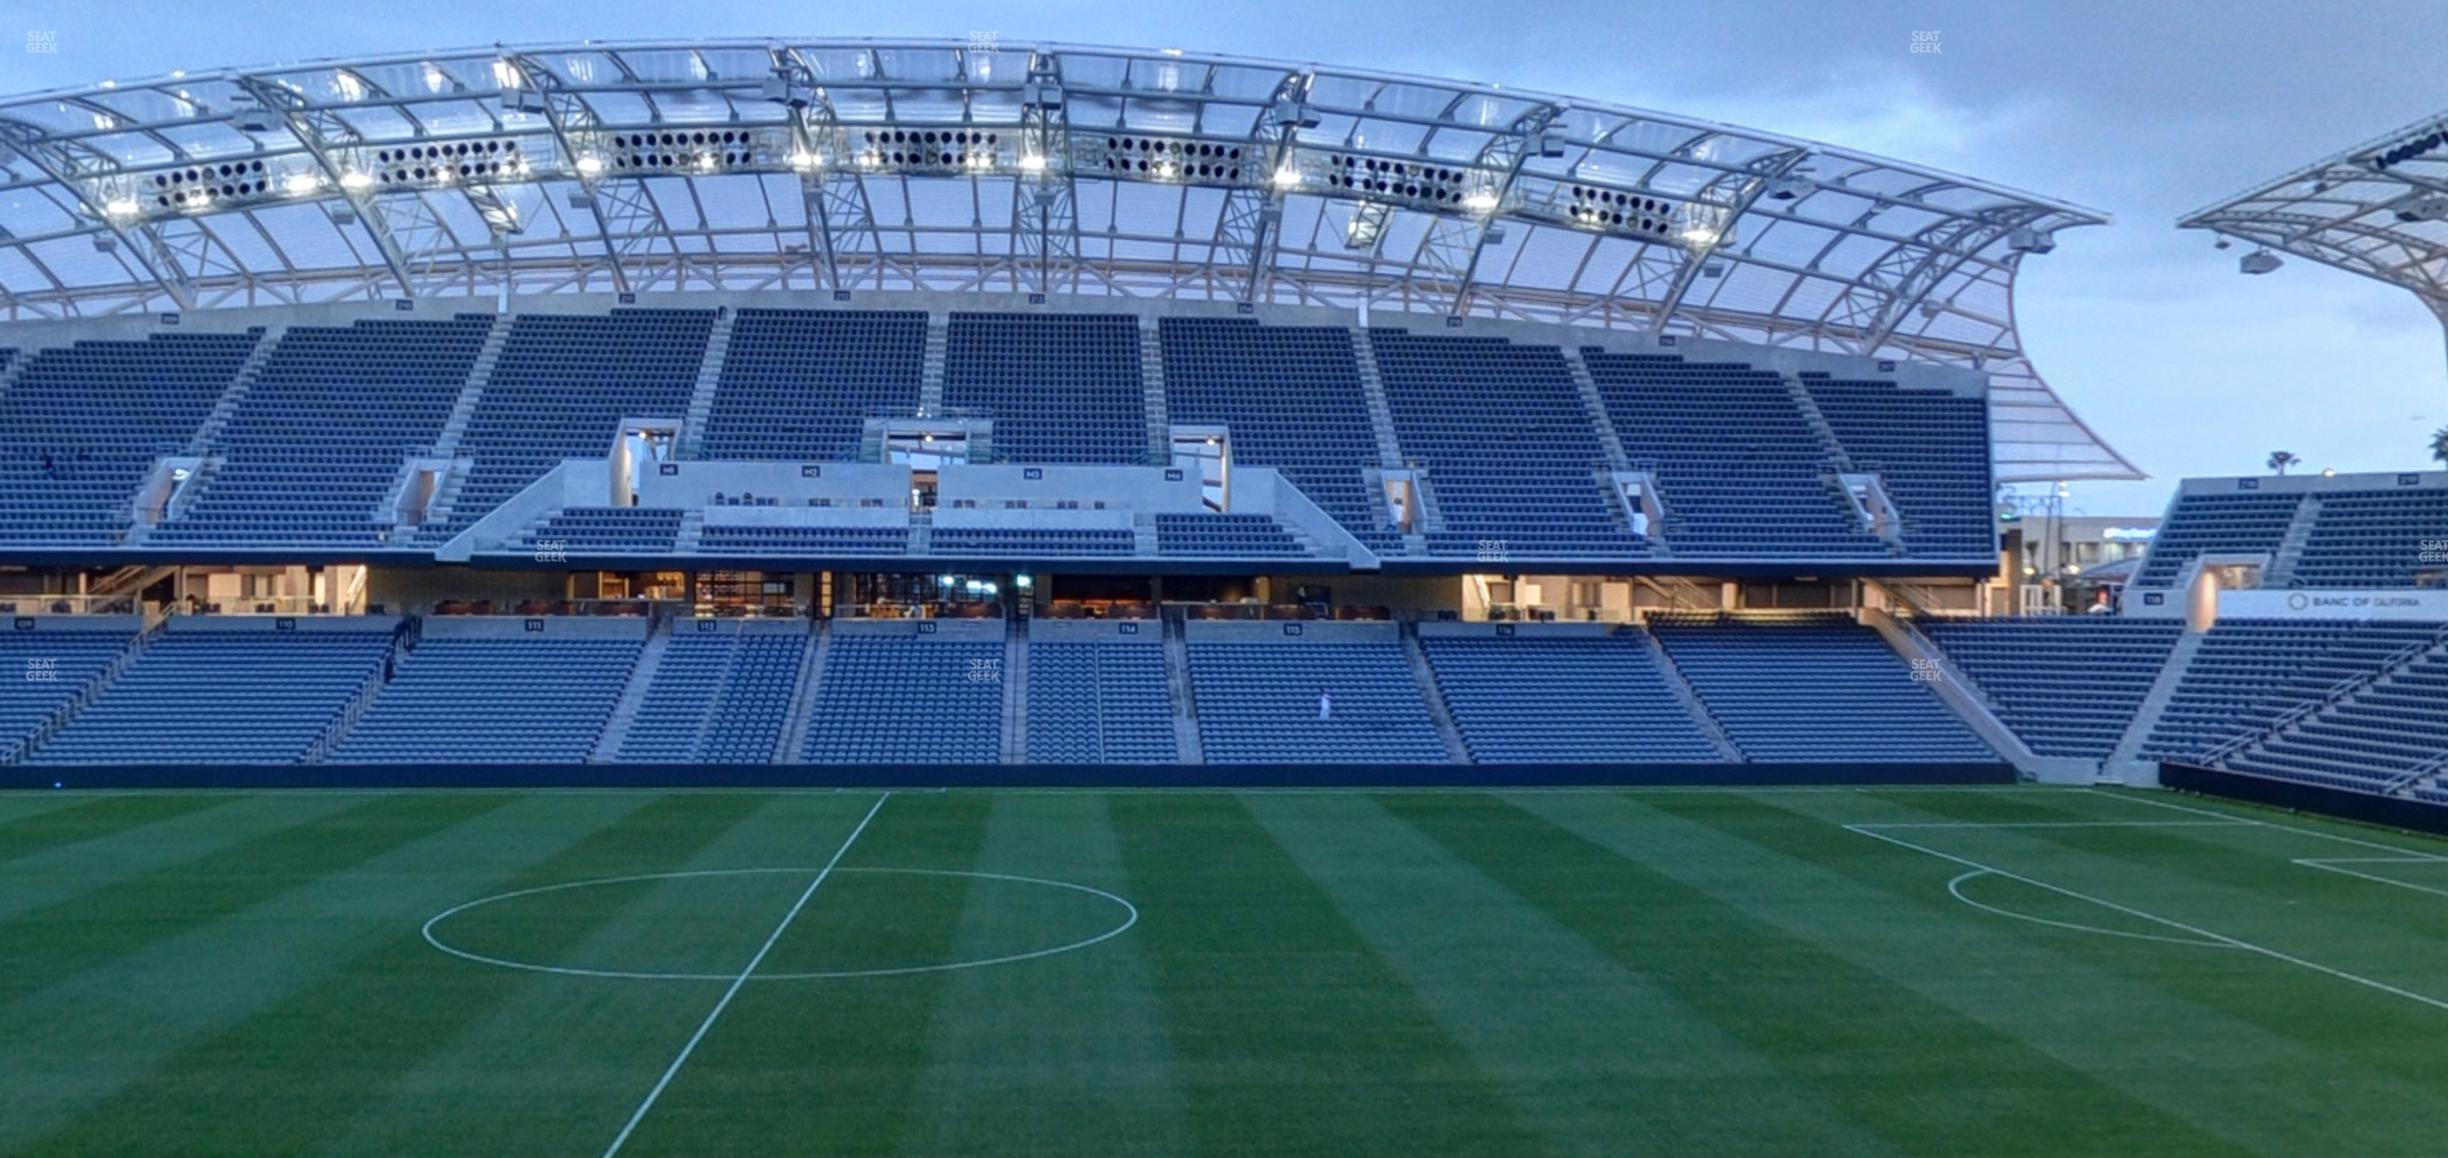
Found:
[0,38,2134,481]
[2181,110,2448,332]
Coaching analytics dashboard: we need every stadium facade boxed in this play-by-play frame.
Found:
[0,40,2442,811]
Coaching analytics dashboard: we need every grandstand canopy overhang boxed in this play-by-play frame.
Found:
[0,37,2134,481]
[2181,111,2448,327]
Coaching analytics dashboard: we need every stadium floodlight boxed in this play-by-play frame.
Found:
[338,170,375,191]
[789,149,824,171]
[2393,194,2448,223]
[102,196,141,220]
[575,155,606,178]
[1462,188,1500,213]
[698,154,720,173]
[2007,227,2055,253]
[282,172,322,197]
[2240,248,2284,275]
[1018,153,1047,175]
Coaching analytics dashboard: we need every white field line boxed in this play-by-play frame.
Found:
[1854,820,2252,830]
[602,792,890,1158]
[1944,870,2233,948]
[2293,859,2448,901]
[2084,789,2448,861]
[1845,822,2448,1015]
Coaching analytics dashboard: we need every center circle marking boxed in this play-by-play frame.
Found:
[421,867,1139,980]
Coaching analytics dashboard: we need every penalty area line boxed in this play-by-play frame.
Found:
[601,791,891,1158]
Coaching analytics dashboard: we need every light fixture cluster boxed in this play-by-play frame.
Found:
[370,139,525,187]
[1320,154,1489,211]
[599,129,759,175]
[855,128,1004,172]
[1100,136,1245,182]
[1564,184,1677,238]
[142,159,274,211]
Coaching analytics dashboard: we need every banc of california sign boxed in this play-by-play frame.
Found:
[2219,589,2448,621]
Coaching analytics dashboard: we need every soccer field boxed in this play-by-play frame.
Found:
[2,785,2445,1156]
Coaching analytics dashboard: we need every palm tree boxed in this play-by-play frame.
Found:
[2267,450,2300,476]
[2431,426,2448,467]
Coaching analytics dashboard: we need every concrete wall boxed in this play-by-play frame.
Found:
[419,615,650,641]
[1183,619,1400,644]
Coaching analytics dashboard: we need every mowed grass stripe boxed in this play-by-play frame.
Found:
[1256,793,1894,1157]
[897,793,1188,1158]
[0,794,514,1006]
[0,794,648,1151]
[1842,790,2448,1090]
[1705,789,2442,1156]
[323,792,887,1157]
[0,793,374,926]
[1110,793,1551,1158]
[614,792,994,1156]
[24,793,777,1157]
[0,794,230,863]
[1394,792,2218,1156]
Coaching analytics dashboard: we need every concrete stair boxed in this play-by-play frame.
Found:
[2263,494,2322,587]
[1635,624,1744,761]
[1162,617,1204,764]
[1349,329,1407,469]
[920,314,948,416]
[2104,628,2210,784]
[777,619,834,762]
[183,325,284,457]
[1400,622,1470,764]
[677,307,737,459]
[1000,617,1029,763]
[1139,322,1171,466]
[1563,348,1632,471]
[590,619,673,762]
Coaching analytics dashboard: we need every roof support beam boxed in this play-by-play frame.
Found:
[0,121,195,310]
[231,76,417,299]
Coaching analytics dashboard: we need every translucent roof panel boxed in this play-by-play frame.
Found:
[0,36,2132,480]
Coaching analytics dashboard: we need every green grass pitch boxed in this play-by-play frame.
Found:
[2,784,2445,1155]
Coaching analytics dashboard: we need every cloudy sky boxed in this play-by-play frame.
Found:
[9,0,2445,515]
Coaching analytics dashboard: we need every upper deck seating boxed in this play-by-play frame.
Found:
[1585,352,1885,559]
[944,313,1146,465]
[157,317,492,546]
[1369,332,1642,558]
[0,331,261,545]
[700,310,927,461]
[2133,491,2303,588]
[1803,374,1995,559]
[2290,487,2448,588]
[1158,318,1401,550]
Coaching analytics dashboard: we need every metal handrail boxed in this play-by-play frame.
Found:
[2206,628,2448,765]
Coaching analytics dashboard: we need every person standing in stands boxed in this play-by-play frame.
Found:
[1317,687,1333,722]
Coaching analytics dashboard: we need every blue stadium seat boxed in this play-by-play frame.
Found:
[1421,631,1721,763]
[617,631,805,762]
[945,313,1145,465]
[29,625,394,765]
[702,310,926,461]
[1187,638,1449,763]
[798,635,1003,763]
[1026,641,1175,763]
[331,633,641,764]
[1918,617,2182,758]
[1649,613,1994,763]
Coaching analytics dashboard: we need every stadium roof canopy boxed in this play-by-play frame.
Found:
[2181,110,2448,328]
[0,37,2135,480]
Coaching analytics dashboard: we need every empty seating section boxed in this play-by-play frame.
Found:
[799,636,1003,763]
[1421,633,1720,763]
[1585,352,1883,558]
[331,636,641,763]
[159,318,491,545]
[0,331,260,544]
[1918,618,2181,759]
[1188,639,1449,763]
[1158,318,1398,549]
[1650,614,1993,762]
[30,627,393,764]
[1370,332,1641,557]
[617,632,805,762]
[932,527,1134,556]
[944,313,1145,464]
[1803,375,1995,558]
[0,628,133,759]
[2291,489,2448,588]
[434,310,712,536]
[702,310,927,460]
[1155,514,1304,556]
[2143,619,2445,761]
[521,507,685,553]
[2134,491,2302,587]
[1026,642,1175,763]
[2228,639,2448,792]
[697,525,908,555]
